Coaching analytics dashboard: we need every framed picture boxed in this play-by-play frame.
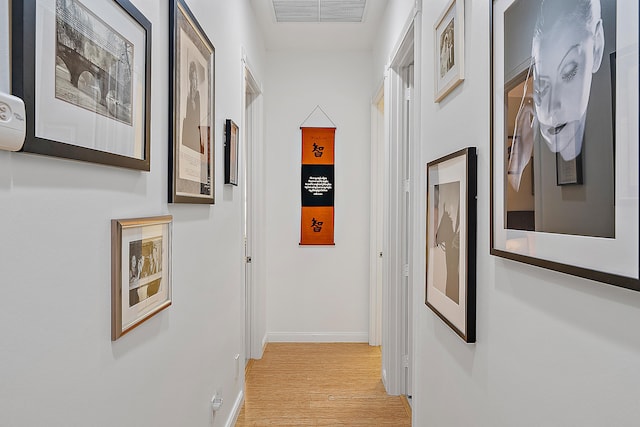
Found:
[491,0,639,291]
[224,119,239,186]
[556,153,583,186]
[169,0,215,203]
[11,0,151,170]
[434,0,465,102]
[111,215,172,340]
[426,147,477,343]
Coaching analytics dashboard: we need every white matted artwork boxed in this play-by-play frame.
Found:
[491,0,639,291]
[111,215,172,340]
[434,0,465,102]
[426,147,477,343]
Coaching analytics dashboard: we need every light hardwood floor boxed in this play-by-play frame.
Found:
[234,343,411,426]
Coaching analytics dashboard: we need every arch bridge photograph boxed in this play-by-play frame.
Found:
[55,0,133,125]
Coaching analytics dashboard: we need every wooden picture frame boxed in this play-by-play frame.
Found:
[169,0,215,203]
[434,0,465,102]
[491,0,639,291]
[224,119,239,186]
[11,0,151,170]
[426,147,477,343]
[111,215,172,340]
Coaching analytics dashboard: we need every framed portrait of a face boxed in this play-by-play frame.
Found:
[169,0,215,203]
[111,215,172,340]
[11,0,151,170]
[491,0,640,291]
[426,147,477,343]
[434,0,465,102]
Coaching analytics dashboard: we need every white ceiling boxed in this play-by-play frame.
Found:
[250,0,389,51]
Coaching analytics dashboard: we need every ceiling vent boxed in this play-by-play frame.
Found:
[272,0,366,23]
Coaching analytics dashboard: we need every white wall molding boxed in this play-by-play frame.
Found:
[224,389,244,427]
[268,332,369,343]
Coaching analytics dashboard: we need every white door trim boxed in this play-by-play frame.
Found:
[369,81,385,347]
[241,49,265,360]
[381,4,421,396]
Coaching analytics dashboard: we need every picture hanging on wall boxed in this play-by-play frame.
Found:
[299,106,337,246]
[426,147,477,343]
[111,215,172,340]
[11,0,152,170]
[169,0,215,203]
[491,0,639,291]
[434,0,465,102]
[224,119,239,186]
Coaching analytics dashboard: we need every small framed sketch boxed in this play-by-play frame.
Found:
[426,147,477,343]
[11,0,152,170]
[224,119,239,185]
[169,0,215,203]
[491,0,639,291]
[111,215,172,340]
[434,0,465,102]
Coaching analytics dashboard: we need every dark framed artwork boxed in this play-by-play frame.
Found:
[224,119,239,186]
[111,215,172,340]
[426,147,477,343]
[11,0,151,170]
[491,0,639,291]
[169,0,215,203]
[434,0,465,102]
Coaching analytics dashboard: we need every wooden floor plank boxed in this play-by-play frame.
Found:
[234,343,411,426]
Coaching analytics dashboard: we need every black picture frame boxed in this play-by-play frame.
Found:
[224,119,239,186]
[11,0,151,170]
[426,147,477,343]
[490,0,639,291]
[169,0,215,203]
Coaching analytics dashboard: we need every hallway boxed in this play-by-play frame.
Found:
[235,343,411,426]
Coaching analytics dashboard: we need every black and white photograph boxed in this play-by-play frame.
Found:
[504,0,615,238]
[434,0,464,102]
[11,0,151,169]
[55,0,133,125]
[439,19,455,78]
[128,238,163,307]
[169,0,215,203]
[432,181,461,304]
[426,148,477,343]
[491,0,639,290]
[112,216,172,340]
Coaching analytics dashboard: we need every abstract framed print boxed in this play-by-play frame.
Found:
[11,0,151,170]
[111,215,172,340]
[491,0,639,291]
[169,0,215,203]
[434,0,465,102]
[426,147,477,343]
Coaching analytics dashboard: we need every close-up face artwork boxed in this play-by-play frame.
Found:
[531,0,604,160]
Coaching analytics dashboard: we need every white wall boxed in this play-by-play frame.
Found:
[410,1,640,427]
[263,50,373,342]
[0,1,265,426]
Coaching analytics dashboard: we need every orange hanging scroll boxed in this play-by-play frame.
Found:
[300,127,335,245]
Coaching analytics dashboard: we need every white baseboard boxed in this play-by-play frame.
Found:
[224,389,244,427]
[267,332,369,343]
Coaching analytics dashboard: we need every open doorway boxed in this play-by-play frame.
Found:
[242,55,263,365]
[380,14,418,402]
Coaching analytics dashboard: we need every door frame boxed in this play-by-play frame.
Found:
[241,50,265,361]
[369,81,384,347]
[380,2,421,397]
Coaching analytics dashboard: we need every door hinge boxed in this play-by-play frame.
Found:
[402,264,409,277]
[404,88,412,101]
[403,179,410,193]
[246,256,252,263]
[402,355,410,368]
